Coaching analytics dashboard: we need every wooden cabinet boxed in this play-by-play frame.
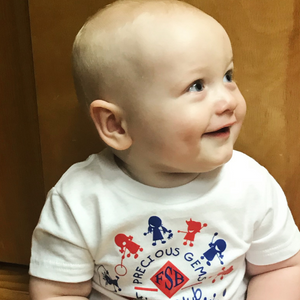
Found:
[0,0,299,265]
[0,0,45,265]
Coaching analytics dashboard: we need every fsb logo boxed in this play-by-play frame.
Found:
[151,261,189,298]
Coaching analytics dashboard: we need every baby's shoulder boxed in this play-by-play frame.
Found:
[224,150,270,182]
[231,150,263,166]
[54,149,111,195]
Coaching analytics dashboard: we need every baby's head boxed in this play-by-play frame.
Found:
[72,0,246,186]
[73,0,204,108]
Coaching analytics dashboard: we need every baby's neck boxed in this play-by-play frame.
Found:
[114,155,200,188]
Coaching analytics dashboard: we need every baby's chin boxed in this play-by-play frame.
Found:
[195,150,234,173]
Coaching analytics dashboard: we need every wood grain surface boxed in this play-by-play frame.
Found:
[0,263,30,300]
[0,0,45,264]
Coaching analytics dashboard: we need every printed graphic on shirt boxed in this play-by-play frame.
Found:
[95,216,232,300]
[201,233,227,266]
[144,216,173,246]
[95,265,122,292]
[150,260,189,298]
[209,266,234,283]
[178,219,207,247]
[114,234,143,276]
[129,250,232,300]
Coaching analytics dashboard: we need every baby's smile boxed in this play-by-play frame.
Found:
[203,121,236,138]
[203,127,230,139]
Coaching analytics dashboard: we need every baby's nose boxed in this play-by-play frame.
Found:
[214,89,238,115]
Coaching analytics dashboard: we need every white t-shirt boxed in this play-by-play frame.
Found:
[30,149,300,300]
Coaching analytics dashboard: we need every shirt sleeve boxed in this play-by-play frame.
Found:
[246,172,300,265]
[29,187,94,283]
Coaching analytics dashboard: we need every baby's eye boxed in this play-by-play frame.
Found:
[223,70,234,83]
[188,80,204,92]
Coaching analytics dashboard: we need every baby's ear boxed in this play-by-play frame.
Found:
[90,100,132,150]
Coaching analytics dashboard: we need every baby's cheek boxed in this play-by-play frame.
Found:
[236,94,247,120]
[174,116,206,142]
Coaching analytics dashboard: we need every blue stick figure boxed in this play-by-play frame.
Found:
[201,233,227,266]
[144,216,173,246]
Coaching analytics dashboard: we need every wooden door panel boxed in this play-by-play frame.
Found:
[0,0,45,264]
[28,0,109,192]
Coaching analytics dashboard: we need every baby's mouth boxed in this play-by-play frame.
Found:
[213,127,230,134]
[203,126,230,136]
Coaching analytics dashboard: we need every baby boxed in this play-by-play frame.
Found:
[29,1,300,300]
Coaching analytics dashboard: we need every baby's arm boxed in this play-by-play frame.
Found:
[29,276,92,300]
[246,250,300,299]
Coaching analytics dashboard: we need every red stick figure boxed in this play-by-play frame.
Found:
[178,219,207,246]
[115,233,143,259]
[114,234,144,276]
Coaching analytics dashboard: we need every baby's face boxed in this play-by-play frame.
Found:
[121,10,246,174]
